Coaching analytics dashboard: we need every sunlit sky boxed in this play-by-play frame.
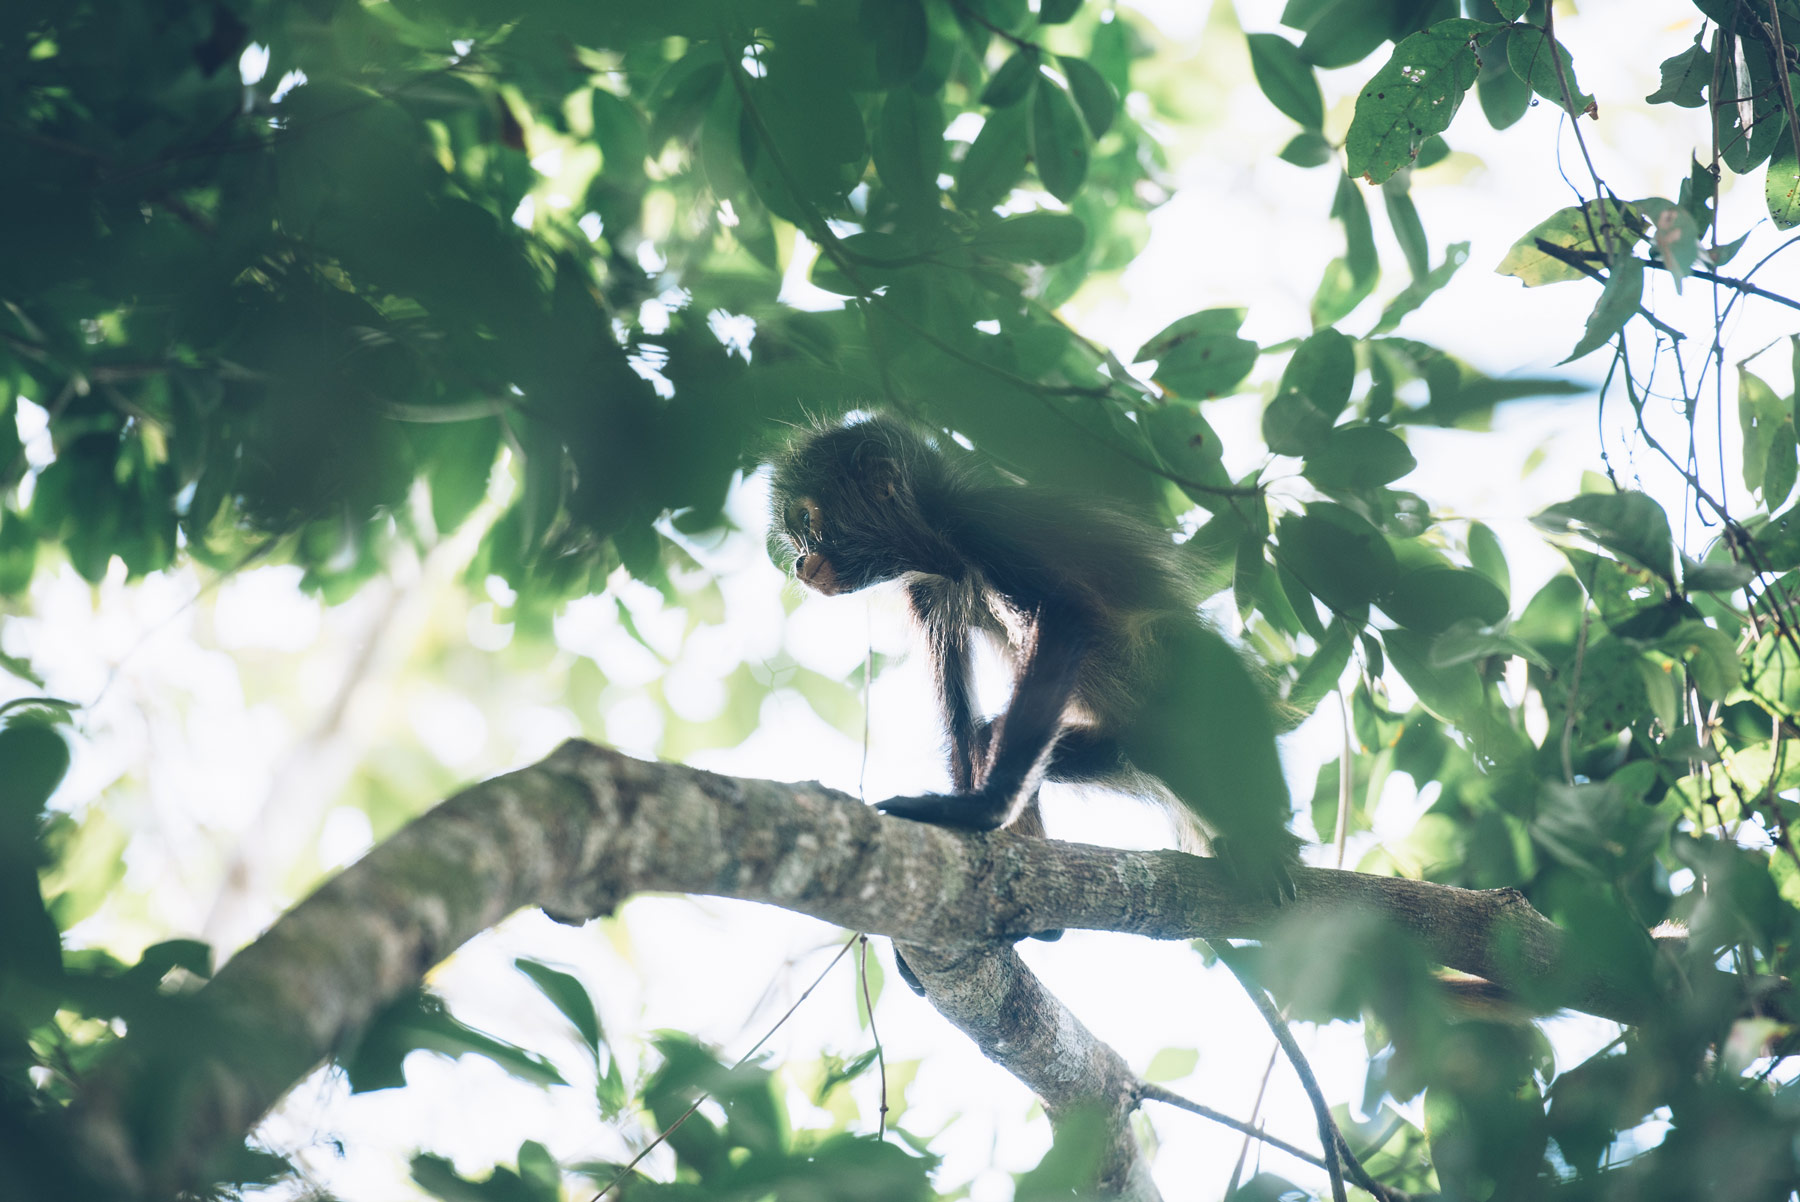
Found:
[8,1,1797,1198]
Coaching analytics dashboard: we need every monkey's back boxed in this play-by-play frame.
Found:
[934,481,1204,727]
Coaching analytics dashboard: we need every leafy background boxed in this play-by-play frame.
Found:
[6,0,1800,1198]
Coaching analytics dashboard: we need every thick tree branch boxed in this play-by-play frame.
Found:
[897,941,1161,1200]
[67,740,1694,1197]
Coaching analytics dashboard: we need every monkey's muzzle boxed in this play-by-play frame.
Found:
[796,551,842,595]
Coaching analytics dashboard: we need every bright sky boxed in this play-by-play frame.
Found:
[9,1,1797,1198]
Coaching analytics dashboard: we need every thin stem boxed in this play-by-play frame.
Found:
[1215,948,1347,1202]
[1138,1082,1327,1170]
[591,935,859,1200]
[857,935,890,1139]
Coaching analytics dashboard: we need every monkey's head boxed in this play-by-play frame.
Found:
[768,416,949,595]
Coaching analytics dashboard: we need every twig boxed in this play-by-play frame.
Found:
[1214,947,1347,1202]
[1225,1045,1282,1195]
[590,935,859,1200]
[1543,247,1800,313]
[857,935,890,1138]
[1530,239,1685,341]
[1138,1082,1327,1170]
[945,0,1037,51]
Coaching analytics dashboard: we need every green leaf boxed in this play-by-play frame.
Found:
[1681,555,1753,593]
[1680,155,1718,226]
[1637,657,1678,732]
[1382,567,1509,635]
[1030,77,1090,202]
[1532,491,1675,582]
[1646,36,1710,108]
[861,0,928,88]
[1505,25,1594,116]
[1279,130,1336,167]
[0,511,36,596]
[1135,308,1259,399]
[1748,632,1800,715]
[1235,530,1268,619]
[345,990,567,1093]
[1382,179,1429,279]
[1769,139,1800,231]
[1286,570,1331,641]
[1344,20,1490,184]
[1144,1047,1199,1083]
[981,46,1041,108]
[1561,249,1642,363]
[1279,326,1355,421]
[650,55,725,148]
[1654,620,1740,699]
[739,70,867,217]
[1290,620,1354,717]
[1313,172,1378,325]
[1496,200,1643,286]
[1467,521,1509,601]
[1384,627,1483,726]
[1058,56,1118,137]
[1262,391,1335,457]
[1430,620,1549,670]
[874,89,947,211]
[1303,425,1417,490]
[957,103,1030,211]
[1145,401,1234,502]
[1476,29,1532,130]
[1248,33,1325,129]
[514,958,603,1054]
[1738,367,1796,507]
[1297,0,1394,69]
[420,418,501,536]
[0,720,70,814]
[1373,240,1469,334]
[1277,503,1399,616]
[1041,0,1082,22]
[591,89,649,184]
[969,212,1088,263]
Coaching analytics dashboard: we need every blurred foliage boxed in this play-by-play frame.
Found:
[7,0,1800,1197]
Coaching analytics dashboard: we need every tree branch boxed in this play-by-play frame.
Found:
[66,740,1700,1197]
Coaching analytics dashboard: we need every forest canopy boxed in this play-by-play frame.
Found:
[6,0,1800,1199]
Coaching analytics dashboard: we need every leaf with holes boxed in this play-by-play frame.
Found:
[1345,20,1493,184]
[1134,309,1259,399]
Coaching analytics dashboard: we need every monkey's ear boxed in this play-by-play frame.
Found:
[854,443,901,499]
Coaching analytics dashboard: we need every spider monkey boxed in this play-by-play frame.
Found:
[768,414,1302,899]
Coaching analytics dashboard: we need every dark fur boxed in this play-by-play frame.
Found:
[770,415,1300,888]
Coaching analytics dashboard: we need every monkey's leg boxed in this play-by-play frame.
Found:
[878,608,1086,830]
[1038,727,1128,783]
[910,581,986,794]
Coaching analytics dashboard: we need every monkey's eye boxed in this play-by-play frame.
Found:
[787,497,823,543]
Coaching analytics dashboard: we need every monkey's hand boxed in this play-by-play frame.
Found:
[875,792,1010,831]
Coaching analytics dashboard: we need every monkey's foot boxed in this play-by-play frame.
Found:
[1211,835,1300,905]
[875,793,1008,830]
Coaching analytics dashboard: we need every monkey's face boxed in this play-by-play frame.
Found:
[779,493,845,595]
[769,418,928,595]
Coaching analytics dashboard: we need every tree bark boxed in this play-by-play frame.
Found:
[68,739,1679,1198]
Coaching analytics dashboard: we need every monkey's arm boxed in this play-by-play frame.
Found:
[878,605,1086,830]
[909,582,984,792]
